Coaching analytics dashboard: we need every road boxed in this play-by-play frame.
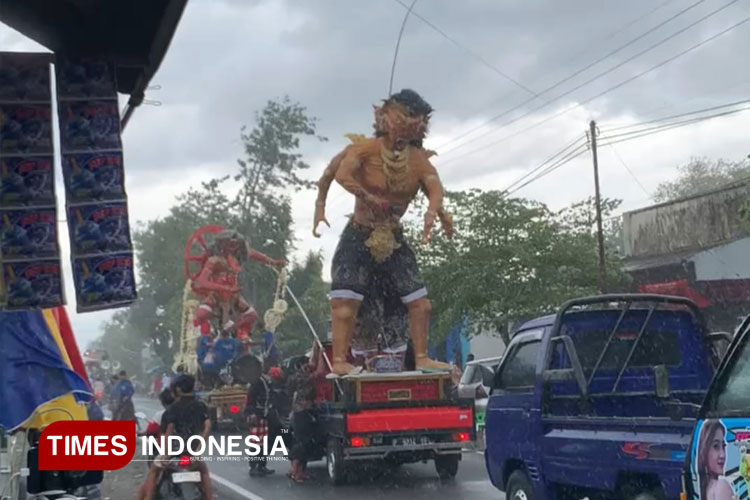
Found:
[131,396,500,500]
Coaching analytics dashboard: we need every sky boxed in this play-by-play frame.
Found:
[2,0,750,347]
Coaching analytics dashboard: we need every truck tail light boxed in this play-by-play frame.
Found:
[179,456,191,467]
[350,436,370,447]
[454,432,470,442]
[229,405,240,414]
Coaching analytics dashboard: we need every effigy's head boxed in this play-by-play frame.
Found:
[214,229,248,260]
[374,88,433,152]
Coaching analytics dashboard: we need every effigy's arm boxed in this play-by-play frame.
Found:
[313,149,347,237]
[419,157,453,241]
[248,248,284,268]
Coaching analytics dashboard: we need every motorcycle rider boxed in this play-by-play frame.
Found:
[138,375,213,499]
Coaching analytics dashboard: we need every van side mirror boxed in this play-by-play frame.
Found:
[708,332,732,364]
[542,335,588,398]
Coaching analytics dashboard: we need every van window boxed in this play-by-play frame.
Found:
[566,326,681,370]
[496,340,540,389]
[712,338,750,414]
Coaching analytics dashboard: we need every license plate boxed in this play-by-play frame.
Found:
[393,436,433,446]
[172,471,201,483]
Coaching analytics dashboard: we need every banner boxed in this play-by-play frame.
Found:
[690,418,750,500]
[56,57,136,313]
[0,52,62,310]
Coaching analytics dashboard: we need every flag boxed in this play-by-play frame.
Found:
[0,309,92,431]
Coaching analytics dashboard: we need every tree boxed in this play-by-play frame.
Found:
[100,97,324,365]
[405,190,628,344]
[274,251,330,356]
[653,157,750,202]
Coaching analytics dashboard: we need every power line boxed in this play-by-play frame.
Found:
[450,0,680,136]
[505,94,750,198]
[435,0,711,153]
[600,97,750,133]
[609,144,652,198]
[599,103,750,145]
[502,135,587,194]
[392,0,540,98]
[504,143,591,197]
[436,13,750,168]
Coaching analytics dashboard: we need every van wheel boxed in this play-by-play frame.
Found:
[326,438,347,486]
[622,488,663,500]
[508,470,535,500]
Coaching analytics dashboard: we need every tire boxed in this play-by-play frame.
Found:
[434,454,460,479]
[326,438,347,486]
[507,469,535,500]
[209,407,219,433]
[620,483,663,500]
[156,474,204,500]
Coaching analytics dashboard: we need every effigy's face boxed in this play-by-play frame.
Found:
[375,102,428,152]
[219,238,243,258]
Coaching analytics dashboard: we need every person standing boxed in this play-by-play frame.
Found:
[246,367,283,476]
[111,370,135,420]
[160,372,171,393]
[287,358,323,482]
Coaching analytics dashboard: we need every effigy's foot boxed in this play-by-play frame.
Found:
[332,359,357,376]
[415,355,452,373]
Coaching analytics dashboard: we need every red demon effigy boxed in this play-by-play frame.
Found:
[184,225,284,340]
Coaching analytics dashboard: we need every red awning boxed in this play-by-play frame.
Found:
[637,280,712,308]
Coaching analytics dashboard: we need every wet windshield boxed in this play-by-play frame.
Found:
[711,337,750,415]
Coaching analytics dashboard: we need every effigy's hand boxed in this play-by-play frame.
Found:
[422,210,437,244]
[271,258,286,269]
[439,210,454,239]
[313,203,330,238]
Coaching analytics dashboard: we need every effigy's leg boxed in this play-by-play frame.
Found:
[390,240,451,372]
[405,297,450,372]
[234,296,258,339]
[330,298,361,374]
[195,294,217,336]
[329,224,372,375]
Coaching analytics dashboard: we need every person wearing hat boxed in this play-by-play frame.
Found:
[245,366,284,476]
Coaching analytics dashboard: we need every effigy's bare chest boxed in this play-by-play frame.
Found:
[361,156,419,197]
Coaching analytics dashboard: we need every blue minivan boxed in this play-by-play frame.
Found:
[683,315,750,500]
[486,294,726,500]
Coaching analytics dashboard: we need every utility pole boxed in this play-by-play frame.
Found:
[589,120,607,294]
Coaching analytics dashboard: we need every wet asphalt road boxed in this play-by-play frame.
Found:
[133,397,500,500]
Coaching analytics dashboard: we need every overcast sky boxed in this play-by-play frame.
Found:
[2,0,750,347]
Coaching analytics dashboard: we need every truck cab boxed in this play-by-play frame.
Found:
[486,294,722,500]
[684,315,750,500]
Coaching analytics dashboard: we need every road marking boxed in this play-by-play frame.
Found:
[210,473,266,500]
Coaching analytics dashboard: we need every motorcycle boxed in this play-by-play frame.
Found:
[154,456,204,500]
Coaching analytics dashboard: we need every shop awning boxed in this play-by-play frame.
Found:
[0,0,187,128]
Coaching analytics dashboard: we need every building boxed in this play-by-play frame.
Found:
[621,180,750,332]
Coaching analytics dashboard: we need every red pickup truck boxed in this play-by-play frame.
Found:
[307,344,476,485]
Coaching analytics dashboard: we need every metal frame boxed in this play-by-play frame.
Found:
[550,294,705,394]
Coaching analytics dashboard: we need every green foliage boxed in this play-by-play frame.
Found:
[274,251,330,356]
[405,190,628,344]
[100,97,325,365]
[653,157,750,202]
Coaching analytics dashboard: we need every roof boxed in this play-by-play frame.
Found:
[0,0,187,127]
[623,177,750,218]
[466,356,503,367]
[515,314,555,333]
